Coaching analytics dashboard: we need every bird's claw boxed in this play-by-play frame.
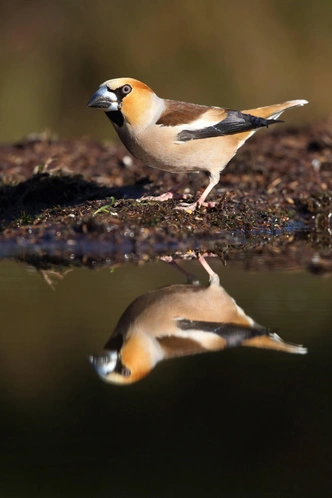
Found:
[141,191,183,202]
[199,200,217,208]
[175,202,198,213]
[175,199,217,213]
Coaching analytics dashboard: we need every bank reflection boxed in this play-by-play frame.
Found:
[89,256,307,385]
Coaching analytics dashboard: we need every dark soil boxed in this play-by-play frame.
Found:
[0,122,331,272]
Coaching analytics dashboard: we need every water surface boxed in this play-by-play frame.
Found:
[0,258,331,497]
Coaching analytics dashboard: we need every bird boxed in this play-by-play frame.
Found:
[87,77,308,212]
[88,255,307,385]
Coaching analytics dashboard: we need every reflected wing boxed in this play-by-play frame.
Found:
[177,319,267,347]
[177,110,283,142]
[158,320,267,358]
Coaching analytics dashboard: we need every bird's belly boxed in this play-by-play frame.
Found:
[122,137,200,173]
[118,129,238,174]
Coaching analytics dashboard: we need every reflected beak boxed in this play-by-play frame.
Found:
[87,85,119,111]
[88,350,118,377]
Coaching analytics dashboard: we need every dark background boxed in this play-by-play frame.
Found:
[2,0,330,142]
[0,261,331,497]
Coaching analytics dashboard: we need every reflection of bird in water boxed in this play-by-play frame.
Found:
[89,256,307,385]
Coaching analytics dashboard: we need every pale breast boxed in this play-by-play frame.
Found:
[116,123,242,174]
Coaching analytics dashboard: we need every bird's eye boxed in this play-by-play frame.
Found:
[122,367,131,377]
[122,85,132,95]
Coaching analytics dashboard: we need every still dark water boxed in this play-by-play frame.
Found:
[1,257,331,497]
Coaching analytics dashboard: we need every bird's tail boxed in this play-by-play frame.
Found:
[242,99,308,120]
[242,331,307,354]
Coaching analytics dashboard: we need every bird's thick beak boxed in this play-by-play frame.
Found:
[88,350,118,377]
[87,85,119,111]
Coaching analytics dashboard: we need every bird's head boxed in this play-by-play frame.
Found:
[87,77,161,127]
[88,331,157,385]
[88,349,135,385]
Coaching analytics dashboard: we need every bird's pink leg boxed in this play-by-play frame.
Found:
[197,254,220,286]
[163,254,220,285]
[160,255,200,285]
[142,176,190,202]
[197,254,216,278]
[175,172,220,212]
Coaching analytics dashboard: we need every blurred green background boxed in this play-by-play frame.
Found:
[1,0,331,143]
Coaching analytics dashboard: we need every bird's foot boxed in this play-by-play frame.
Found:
[159,255,174,263]
[175,199,217,213]
[199,200,217,208]
[174,201,198,213]
[141,191,183,202]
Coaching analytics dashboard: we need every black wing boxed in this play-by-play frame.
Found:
[177,110,283,142]
[177,318,268,348]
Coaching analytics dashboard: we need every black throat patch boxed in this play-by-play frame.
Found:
[105,110,124,127]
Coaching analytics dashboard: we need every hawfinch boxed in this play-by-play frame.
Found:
[88,256,306,385]
[87,77,308,211]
